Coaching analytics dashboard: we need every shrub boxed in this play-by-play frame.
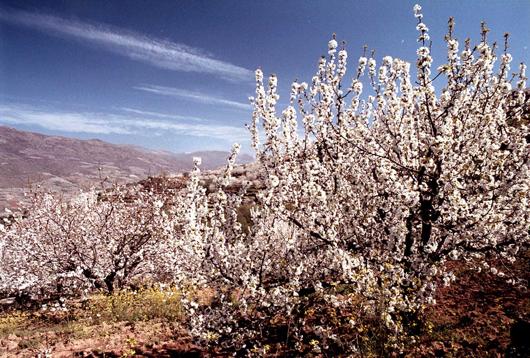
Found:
[0,184,177,296]
[177,4,529,354]
[84,285,183,323]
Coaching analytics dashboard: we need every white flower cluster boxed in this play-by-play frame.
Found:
[175,4,528,352]
[0,183,178,296]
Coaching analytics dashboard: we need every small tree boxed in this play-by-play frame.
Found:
[179,4,529,353]
[0,184,175,296]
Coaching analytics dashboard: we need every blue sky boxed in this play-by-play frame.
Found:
[0,1,528,153]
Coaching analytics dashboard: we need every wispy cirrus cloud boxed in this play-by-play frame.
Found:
[0,104,133,135]
[0,103,248,141]
[134,84,251,110]
[0,7,253,82]
[119,107,204,122]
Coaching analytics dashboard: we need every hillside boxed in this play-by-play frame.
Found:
[0,126,253,210]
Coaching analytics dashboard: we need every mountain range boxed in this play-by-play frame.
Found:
[0,126,253,210]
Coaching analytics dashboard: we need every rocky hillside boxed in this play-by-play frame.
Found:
[0,126,253,210]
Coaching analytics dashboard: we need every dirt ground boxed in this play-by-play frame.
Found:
[1,254,528,357]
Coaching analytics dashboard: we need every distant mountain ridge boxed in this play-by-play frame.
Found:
[0,126,253,210]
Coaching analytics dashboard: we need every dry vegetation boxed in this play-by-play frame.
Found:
[0,286,199,357]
